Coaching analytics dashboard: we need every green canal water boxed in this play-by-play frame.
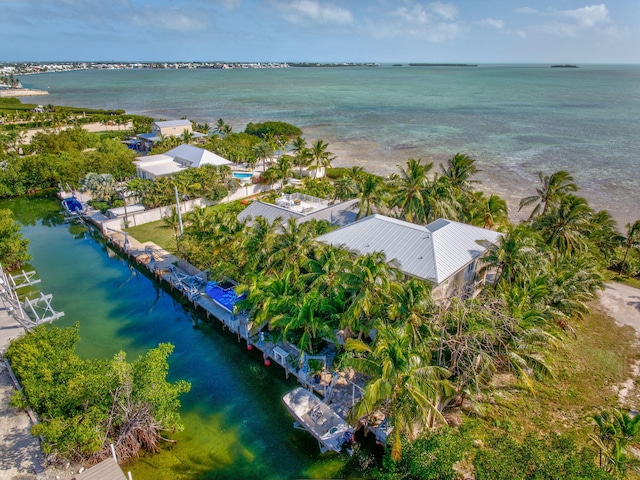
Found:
[4,194,363,479]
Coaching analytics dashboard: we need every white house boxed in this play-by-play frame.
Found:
[316,214,503,300]
[134,144,231,180]
[137,120,206,151]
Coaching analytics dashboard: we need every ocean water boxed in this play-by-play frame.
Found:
[21,64,640,225]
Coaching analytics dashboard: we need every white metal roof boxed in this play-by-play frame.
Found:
[134,146,230,178]
[317,214,502,284]
[165,144,231,167]
[238,199,359,227]
[153,119,191,128]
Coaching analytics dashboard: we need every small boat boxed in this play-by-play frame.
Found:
[282,387,355,454]
[61,196,85,215]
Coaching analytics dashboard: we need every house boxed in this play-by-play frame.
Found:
[134,144,231,180]
[316,214,503,300]
[237,194,358,227]
[137,120,206,151]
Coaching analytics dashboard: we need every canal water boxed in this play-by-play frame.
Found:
[3,194,358,479]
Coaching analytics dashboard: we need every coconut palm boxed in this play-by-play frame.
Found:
[535,194,592,255]
[271,289,336,354]
[391,158,431,224]
[423,176,461,223]
[341,252,399,339]
[252,141,274,172]
[620,220,640,275]
[440,153,480,191]
[309,139,334,178]
[469,192,508,230]
[333,176,359,201]
[519,170,578,220]
[81,173,117,203]
[357,173,386,219]
[591,409,640,476]
[345,322,454,461]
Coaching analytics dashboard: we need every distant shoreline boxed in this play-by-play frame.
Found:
[0,88,48,97]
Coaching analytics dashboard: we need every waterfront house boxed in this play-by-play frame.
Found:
[316,214,503,300]
[137,119,206,150]
[134,144,231,180]
[237,194,358,227]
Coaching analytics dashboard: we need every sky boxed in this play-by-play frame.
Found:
[1,0,638,63]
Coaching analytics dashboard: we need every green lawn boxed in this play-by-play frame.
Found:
[123,200,246,253]
[125,219,177,253]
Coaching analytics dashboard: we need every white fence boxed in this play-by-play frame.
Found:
[100,182,275,232]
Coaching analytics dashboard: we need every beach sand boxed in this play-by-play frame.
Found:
[303,125,531,224]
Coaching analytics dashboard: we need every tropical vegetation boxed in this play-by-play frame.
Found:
[5,324,190,464]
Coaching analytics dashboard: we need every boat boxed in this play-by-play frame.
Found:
[282,387,355,454]
[61,196,85,215]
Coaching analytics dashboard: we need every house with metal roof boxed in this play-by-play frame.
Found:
[316,214,502,299]
[237,194,358,227]
[134,144,232,180]
[137,120,207,151]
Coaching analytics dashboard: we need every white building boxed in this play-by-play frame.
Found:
[134,144,231,180]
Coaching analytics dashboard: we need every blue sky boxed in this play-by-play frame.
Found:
[2,0,638,63]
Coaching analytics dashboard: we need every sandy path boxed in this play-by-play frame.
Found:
[598,282,640,331]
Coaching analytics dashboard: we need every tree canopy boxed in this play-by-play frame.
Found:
[6,324,190,464]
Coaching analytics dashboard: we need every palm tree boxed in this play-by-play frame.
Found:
[391,158,431,224]
[440,153,480,191]
[182,129,193,144]
[341,252,399,339]
[215,118,227,135]
[252,141,274,173]
[423,176,461,223]
[519,170,578,220]
[357,174,386,219]
[470,192,508,230]
[536,194,592,255]
[591,409,640,477]
[345,322,453,461]
[271,290,336,354]
[309,139,334,178]
[289,136,308,175]
[333,176,359,201]
[620,220,640,275]
[275,155,293,190]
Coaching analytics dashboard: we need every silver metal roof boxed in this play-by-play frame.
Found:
[238,199,359,227]
[317,214,502,284]
[153,119,192,128]
[237,201,303,224]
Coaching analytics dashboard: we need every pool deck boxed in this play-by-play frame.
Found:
[100,223,364,424]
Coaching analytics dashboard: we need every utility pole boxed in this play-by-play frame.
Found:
[174,185,184,236]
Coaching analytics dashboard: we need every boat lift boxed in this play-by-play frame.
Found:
[0,264,64,330]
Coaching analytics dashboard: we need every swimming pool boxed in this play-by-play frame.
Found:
[205,281,246,313]
[233,172,254,179]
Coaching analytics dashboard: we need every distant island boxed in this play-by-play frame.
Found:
[0,73,48,97]
[409,63,478,67]
[288,62,379,68]
[551,65,579,68]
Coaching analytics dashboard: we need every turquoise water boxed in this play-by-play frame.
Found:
[21,65,640,225]
[3,194,354,479]
[232,172,254,179]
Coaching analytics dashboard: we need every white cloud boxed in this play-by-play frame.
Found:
[429,1,458,20]
[516,7,538,15]
[391,4,430,25]
[560,4,610,27]
[479,18,504,29]
[276,0,353,26]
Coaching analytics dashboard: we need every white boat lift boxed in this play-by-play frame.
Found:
[0,264,64,330]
